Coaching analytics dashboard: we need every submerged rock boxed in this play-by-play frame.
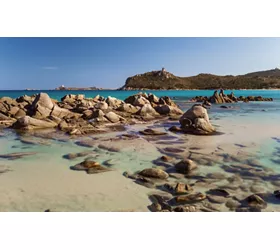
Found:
[0,152,37,160]
[139,129,167,136]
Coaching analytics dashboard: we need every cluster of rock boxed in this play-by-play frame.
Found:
[0,92,183,134]
[123,155,272,212]
[191,89,273,105]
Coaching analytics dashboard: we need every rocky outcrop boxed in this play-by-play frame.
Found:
[0,92,183,134]
[191,89,273,104]
[179,104,216,135]
[12,116,57,130]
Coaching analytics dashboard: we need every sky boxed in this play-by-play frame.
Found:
[0,37,280,90]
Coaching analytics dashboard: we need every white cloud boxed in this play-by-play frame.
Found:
[42,66,58,70]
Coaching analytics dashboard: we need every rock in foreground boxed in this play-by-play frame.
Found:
[179,104,216,135]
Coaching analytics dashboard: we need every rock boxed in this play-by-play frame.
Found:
[207,188,230,197]
[51,105,72,118]
[173,205,196,212]
[175,159,197,174]
[174,183,193,194]
[31,93,54,118]
[179,104,216,135]
[206,173,227,180]
[274,190,280,199]
[75,139,96,148]
[138,168,169,179]
[0,152,37,160]
[116,103,138,113]
[14,109,27,118]
[207,195,227,204]
[169,126,182,132]
[164,147,184,153]
[236,207,261,212]
[147,94,159,104]
[139,129,167,136]
[105,96,123,108]
[149,194,173,211]
[149,202,162,212]
[71,160,111,174]
[94,101,108,110]
[136,104,159,117]
[125,95,150,107]
[8,106,20,116]
[175,193,206,204]
[105,111,123,123]
[12,116,57,130]
[160,155,173,162]
[169,173,185,179]
[155,105,183,115]
[245,194,267,210]
[225,199,241,210]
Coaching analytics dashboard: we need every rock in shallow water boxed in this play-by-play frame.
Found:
[175,159,197,174]
[139,129,167,136]
[71,160,111,174]
[175,192,206,204]
[138,168,169,179]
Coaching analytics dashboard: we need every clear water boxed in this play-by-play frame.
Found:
[1,89,280,101]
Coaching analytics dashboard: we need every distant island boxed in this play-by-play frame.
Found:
[119,67,280,90]
[55,85,108,91]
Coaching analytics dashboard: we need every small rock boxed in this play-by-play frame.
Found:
[207,195,227,204]
[175,159,198,174]
[246,194,267,210]
[225,199,241,210]
[139,129,167,136]
[175,192,206,204]
[160,155,173,162]
[207,188,230,197]
[138,168,169,179]
[169,126,182,132]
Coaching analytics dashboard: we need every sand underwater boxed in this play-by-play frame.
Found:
[1,90,280,212]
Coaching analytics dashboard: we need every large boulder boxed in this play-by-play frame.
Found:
[94,101,108,110]
[105,111,124,123]
[136,104,159,117]
[179,104,215,135]
[155,105,183,115]
[148,93,159,104]
[105,96,123,108]
[31,93,71,119]
[124,95,150,107]
[12,116,57,130]
[116,103,139,113]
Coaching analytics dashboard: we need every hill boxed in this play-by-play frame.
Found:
[119,68,280,90]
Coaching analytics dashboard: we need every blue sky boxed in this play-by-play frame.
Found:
[0,37,280,90]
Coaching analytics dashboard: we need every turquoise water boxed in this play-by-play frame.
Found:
[1,89,280,101]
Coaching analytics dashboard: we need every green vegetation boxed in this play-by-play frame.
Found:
[120,69,280,90]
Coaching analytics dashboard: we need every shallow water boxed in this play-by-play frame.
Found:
[1,90,280,211]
